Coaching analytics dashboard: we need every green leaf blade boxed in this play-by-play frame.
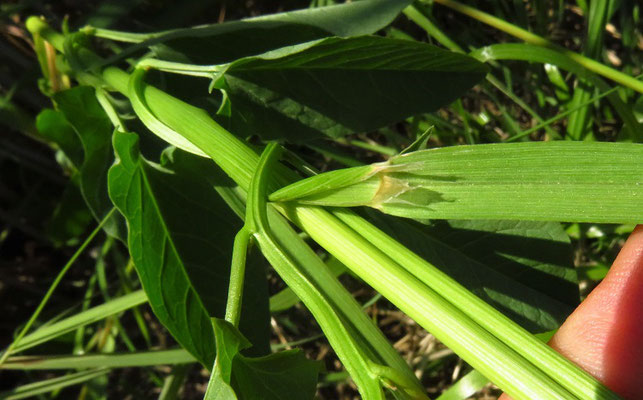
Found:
[381,142,643,222]
[143,0,413,65]
[222,36,489,142]
[368,214,578,332]
[279,142,643,223]
[205,319,321,400]
[108,131,270,366]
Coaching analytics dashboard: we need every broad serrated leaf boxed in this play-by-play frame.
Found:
[232,350,321,400]
[215,36,488,142]
[205,319,320,400]
[149,0,413,65]
[108,131,270,366]
[53,86,126,240]
[367,213,577,332]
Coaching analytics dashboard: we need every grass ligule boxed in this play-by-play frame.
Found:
[272,142,643,223]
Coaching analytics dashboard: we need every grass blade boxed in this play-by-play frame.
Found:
[566,0,612,140]
[0,209,116,366]
[431,0,643,93]
[0,369,110,400]
[11,290,147,354]
[1,349,195,370]
[471,43,642,142]
[273,142,643,223]
[436,370,488,400]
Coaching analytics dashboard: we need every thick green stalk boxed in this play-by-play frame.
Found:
[331,209,619,400]
[223,228,251,326]
[248,144,387,399]
[281,205,574,400]
[431,0,643,93]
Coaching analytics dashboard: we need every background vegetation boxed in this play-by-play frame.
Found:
[1,0,641,399]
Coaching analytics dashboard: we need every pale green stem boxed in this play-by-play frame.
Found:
[223,228,251,327]
[281,204,574,400]
[137,58,223,78]
[431,0,643,93]
[249,143,389,399]
[0,208,116,366]
[95,88,124,131]
[331,208,618,400]
[82,26,153,43]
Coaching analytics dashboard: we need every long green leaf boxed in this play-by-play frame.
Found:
[271,142,643,223]
[215,35,488,142]
[92,0,412,65]
[108,131,271,366]
[12,290,147,354]
[1,349,194,370]
[366,215,578,332]
[0,369,110,400]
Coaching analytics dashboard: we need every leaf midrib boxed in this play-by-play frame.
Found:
[137,157,212,344]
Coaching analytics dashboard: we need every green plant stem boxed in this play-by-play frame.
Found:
[0,208,116,366]
[281,205,574,399]
[431,0,643,93]
[137,58,222,78]
[82,26,151,43]
[95,88,124,131]
[248,144,390,399]
[507,85,621,142]
[330,209,618,400]
[28,18,616,399]
[223,228,250,327]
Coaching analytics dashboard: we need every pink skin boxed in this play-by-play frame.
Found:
[500,225,643,400]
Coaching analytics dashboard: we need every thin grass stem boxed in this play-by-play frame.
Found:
[431,0,643,93]
[0,208,116,366]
